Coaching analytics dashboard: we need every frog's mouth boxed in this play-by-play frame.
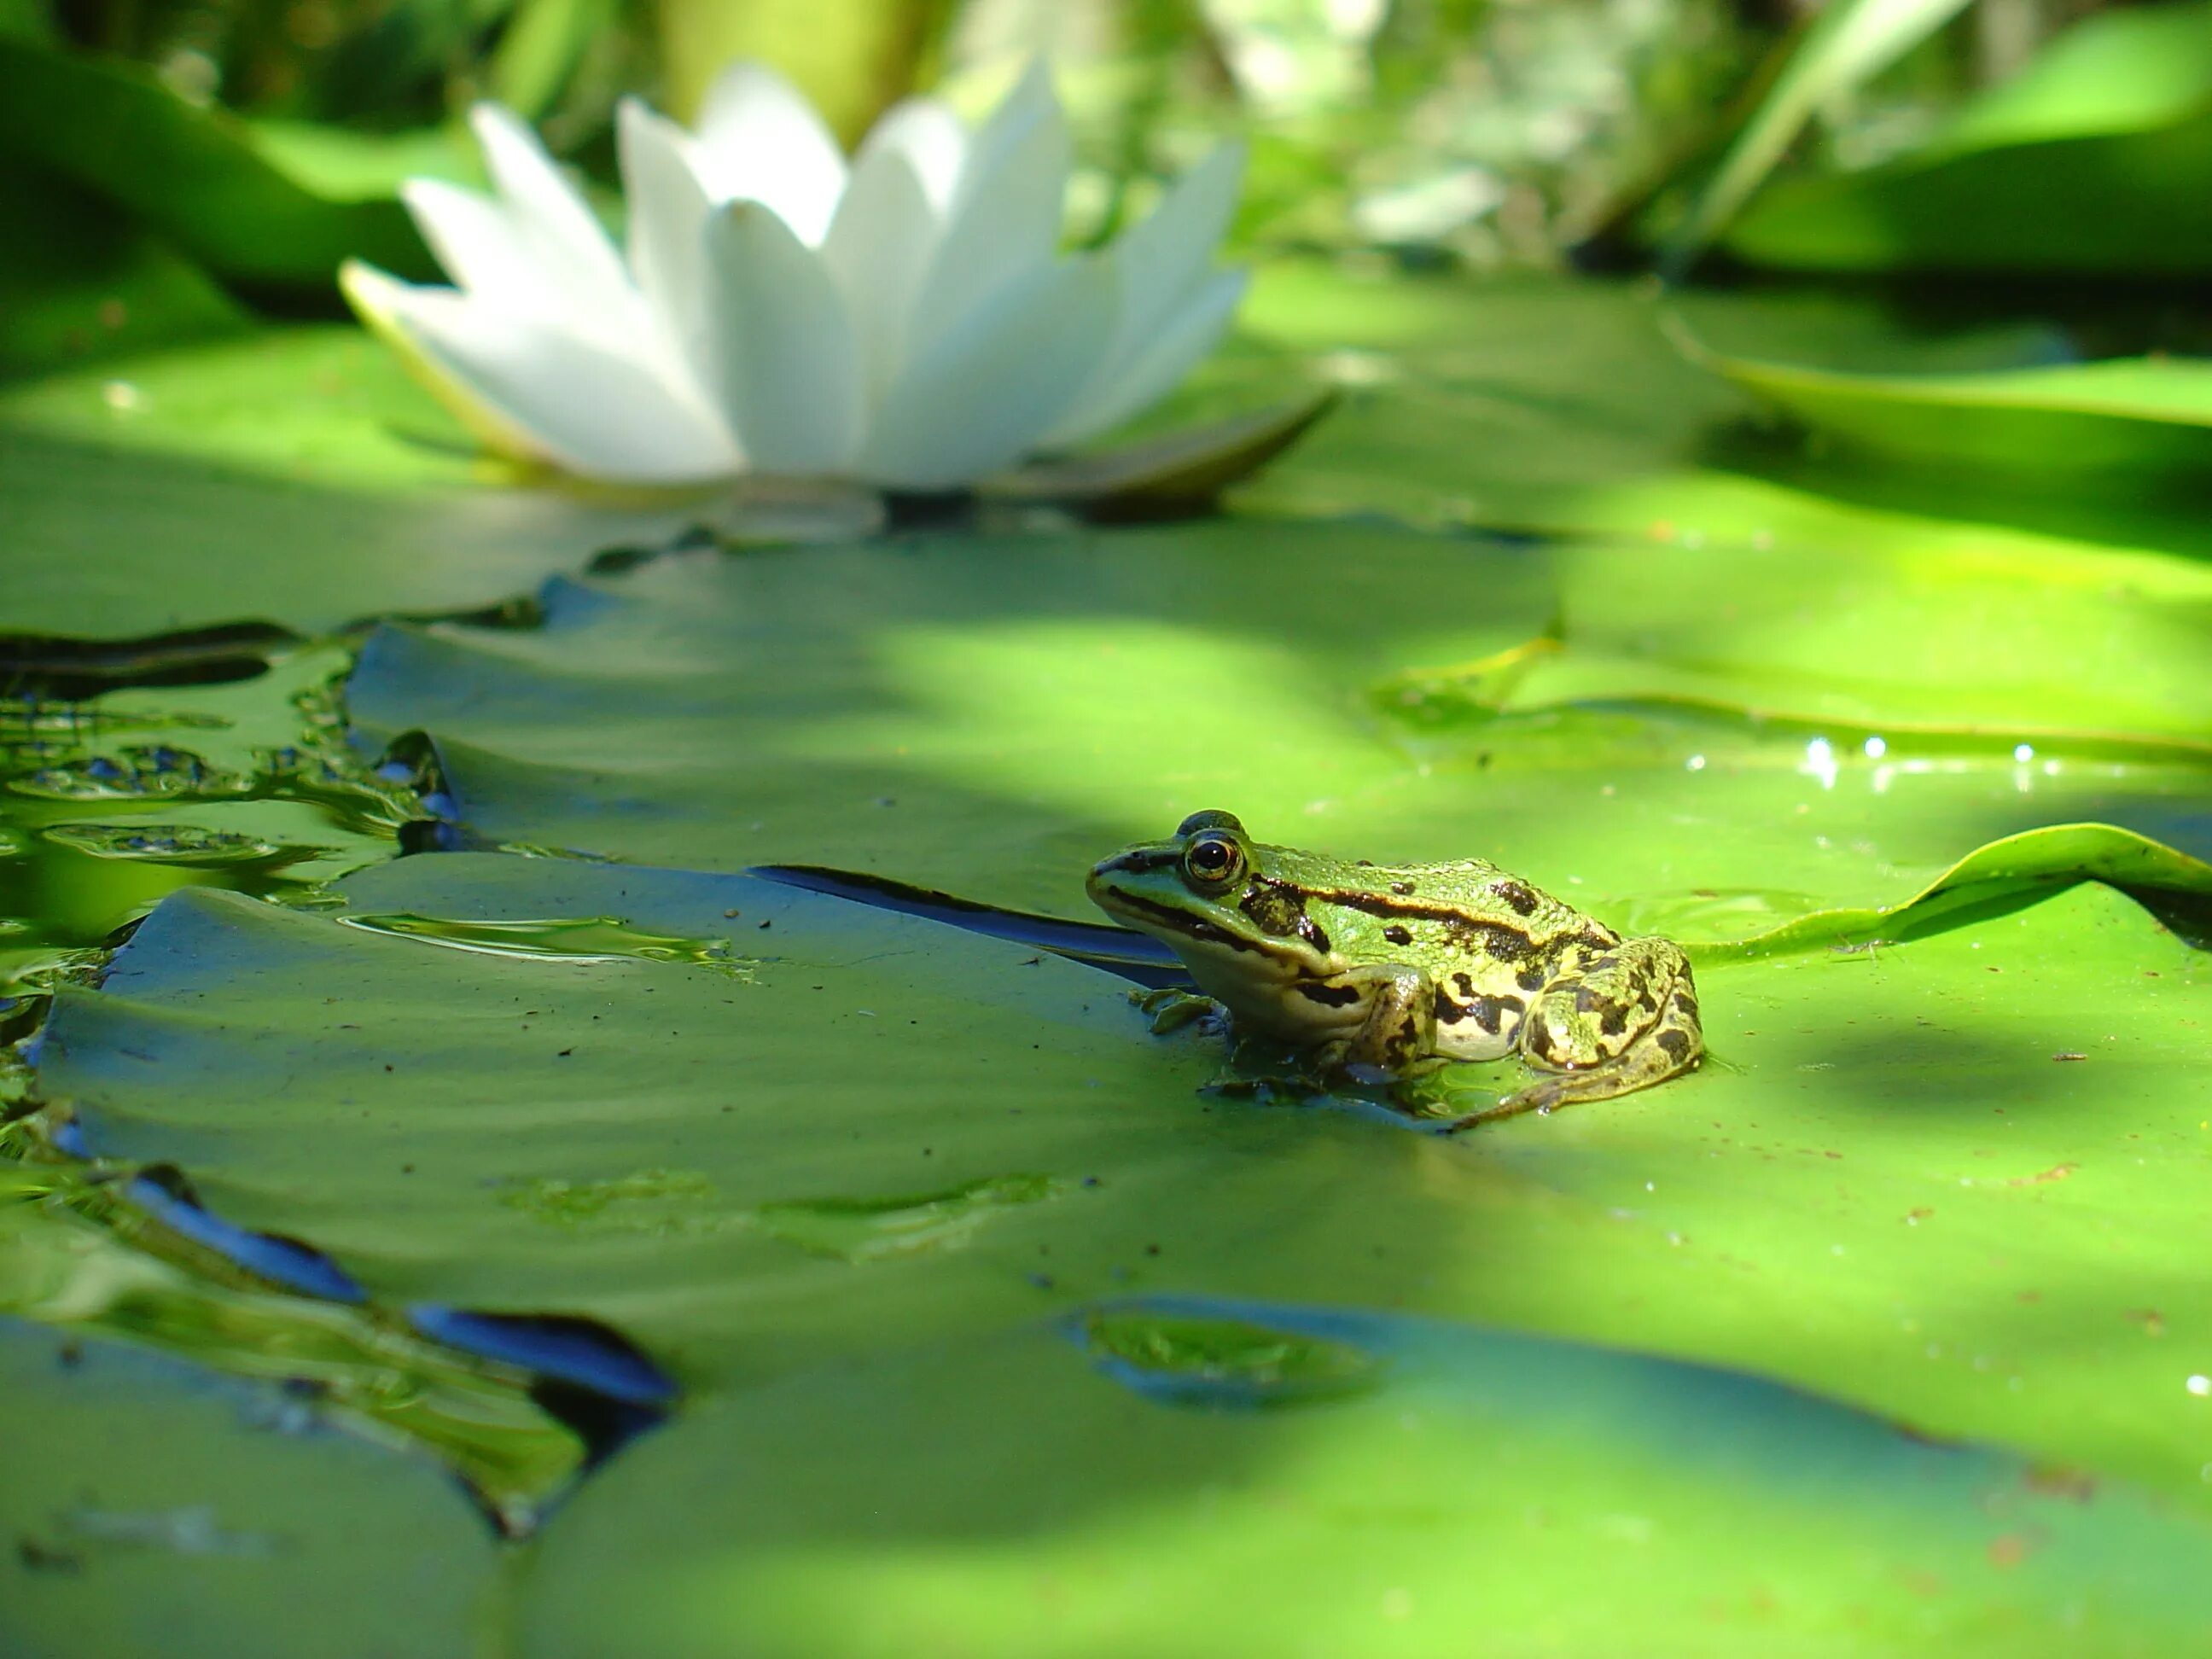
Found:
[1095,888,1248,951]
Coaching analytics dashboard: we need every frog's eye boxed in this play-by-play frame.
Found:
[1182,831,1245,888]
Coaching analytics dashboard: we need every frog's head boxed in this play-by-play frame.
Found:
[1088,811,1338,999]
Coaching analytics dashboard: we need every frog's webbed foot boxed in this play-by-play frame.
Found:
[1449,938,1701,1132]
[1130,986,1221,1035]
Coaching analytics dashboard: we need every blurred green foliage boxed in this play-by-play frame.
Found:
[6,0,2173,310]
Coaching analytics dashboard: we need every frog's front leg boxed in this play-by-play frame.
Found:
[1329,964,1441,1079]
[1452,937,1700,1129]
[1132,986,1219,1034]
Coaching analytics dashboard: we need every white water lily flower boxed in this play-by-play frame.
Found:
[342,62,1248,491]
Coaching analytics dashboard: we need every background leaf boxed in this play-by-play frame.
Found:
[1719,0,2212,273]
[0,38,444,290]
[1664,0,1975,271]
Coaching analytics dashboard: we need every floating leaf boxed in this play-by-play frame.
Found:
[0,1320,501,1654]
[1703,823,2212,959]
[1689,331,2212,481]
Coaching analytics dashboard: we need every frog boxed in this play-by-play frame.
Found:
[1086,810,1701,1128]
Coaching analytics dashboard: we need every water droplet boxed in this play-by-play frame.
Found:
[1861,736,1886,759]
[2013,742,2035,763]
[1077,1307,1384,1409]
[2186,1374,2209,1397]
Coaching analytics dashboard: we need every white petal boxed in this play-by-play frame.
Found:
[1044,266,1248,446]
[346,263,741,484]
[701,201,863,474]
[858,96,967,211]
[1040,141,1244,446]
[399,179,549,313]
[905,59,1070,350]
[690,61,848,245]
[858,253,1116,488]
[820,97,972,401]
[342,260,552,465]
[468,103,636,325]
[1105,142,1244,351]
[617,98,717,387]
[822,147,941,407]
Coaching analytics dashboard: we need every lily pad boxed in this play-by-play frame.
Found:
[527,1301,2212,1656]
[0,1321,498,1658]
[20,847,2212,1648]
[28,853,2212,1514]
[1691,339,2212,481]
[1706,823,2212,960]
[345,525,2212,928]
[0,328,697,638]
[1225,264,2212,564]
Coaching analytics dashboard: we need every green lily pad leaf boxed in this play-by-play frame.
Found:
[992,391,1340,520]
[0,328,697,637]
[1220,265,2212,568]
[1718,2,2212,273]
[525,1301,2212,1655]
[1379,533,2212,756]
[0,39,443,288]
[30,852,2212,1517]
[32,856,1214,1383]
[346,523,2210,929]
[0,1320,498,1656]
[1679,823,2212,959]
[1690,332,2212,481]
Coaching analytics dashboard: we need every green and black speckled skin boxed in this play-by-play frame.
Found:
[1088,811,1701,1126]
